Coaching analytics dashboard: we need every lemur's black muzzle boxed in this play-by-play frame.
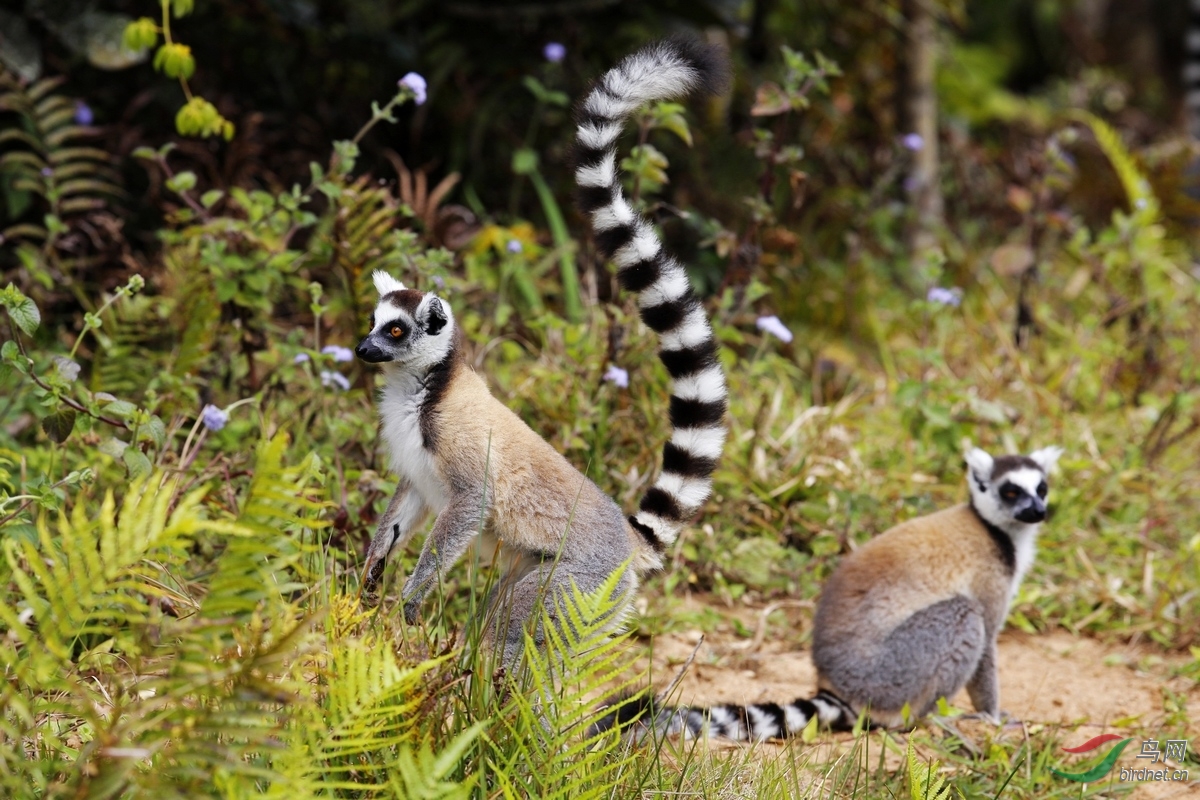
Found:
[1015,499,1046,524]
[355,338,388,363]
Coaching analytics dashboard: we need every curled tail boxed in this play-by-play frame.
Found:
[574,38,730,556]
[590,690,859,742]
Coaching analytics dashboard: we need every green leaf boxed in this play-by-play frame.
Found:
[143,415,167,449]
[166,171,197,194]
[123,446,152,478]
[44,214,68,236]
[200,189,224,208]
[41,406,77,443]
[522,75,549,102]
[97,437,129,459]
[511,148,539,176]
[102,399,138,419]
[1,283,41,335]
[131,145,156,160]
[122,17,158,52]
[332,140,358,175]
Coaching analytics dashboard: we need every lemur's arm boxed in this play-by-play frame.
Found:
[361,480,430,604]
[400,484,488,624]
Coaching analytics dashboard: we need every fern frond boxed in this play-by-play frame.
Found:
[1074,111,1158,220]
[197,434,325,624]
[334,176,401,281]
[0,65,122,246]
[0,476,201,661]
[907,740,955,800]
[387,726,483,800]
[485,564,643,800]
[90,294,172,398]
[271,631,448,793]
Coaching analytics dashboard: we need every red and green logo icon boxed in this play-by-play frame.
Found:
[1052,734,1134,782]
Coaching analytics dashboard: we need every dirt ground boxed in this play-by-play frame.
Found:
[641,619,1200,798]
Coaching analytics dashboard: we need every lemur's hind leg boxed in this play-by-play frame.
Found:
[820,595,986,728]
[874,595,987,720]
[486,563,637,676]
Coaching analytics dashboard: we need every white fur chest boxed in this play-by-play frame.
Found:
[378,372,448,512]
[1009,525,1038,593]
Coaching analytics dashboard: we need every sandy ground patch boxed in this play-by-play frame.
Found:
[635,623,1199,797]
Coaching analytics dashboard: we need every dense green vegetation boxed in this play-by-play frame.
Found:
[2,1,1199,797]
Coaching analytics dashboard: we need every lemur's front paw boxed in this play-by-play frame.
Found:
[402,599,422,625]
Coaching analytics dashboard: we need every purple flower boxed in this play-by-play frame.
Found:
[321,345,354,363]
[294,352,310,363]
[543,42,566,63]
[902,132,924,151]
[432,275,446,289]
[603,365,629,389]
[200,404,228,432]
[321,370,352,391]
[40,167,52,178]
[398,72,427,105]
[926,286,963,307]
[506,239,522,254]
[755,315,794,344]
[74,101,94,125]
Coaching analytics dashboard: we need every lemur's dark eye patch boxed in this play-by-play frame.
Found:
[1037,482,1047,498]
[999,483,1021,500]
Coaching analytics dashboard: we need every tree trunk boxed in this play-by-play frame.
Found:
[905,0,942,253]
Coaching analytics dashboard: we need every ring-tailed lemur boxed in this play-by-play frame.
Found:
[594,446,1063,740]
[355,38,730,669]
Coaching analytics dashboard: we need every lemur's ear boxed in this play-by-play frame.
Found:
[423,297,447,336]
[1029,446,1063,474]
[965,448,994,487]
[373,270,406,296]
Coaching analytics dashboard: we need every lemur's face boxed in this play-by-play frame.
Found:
[355,272,452,369]
[966,446,1063,530]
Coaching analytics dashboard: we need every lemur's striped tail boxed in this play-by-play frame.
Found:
[590,690,859,742]
[574,38,730,556]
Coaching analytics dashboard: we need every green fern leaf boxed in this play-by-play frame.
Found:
[908,739,954,800]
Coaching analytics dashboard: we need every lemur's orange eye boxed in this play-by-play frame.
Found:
[390,325,404,339]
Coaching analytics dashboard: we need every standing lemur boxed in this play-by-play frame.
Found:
[355,39,731,668]
[595,446,1063,740]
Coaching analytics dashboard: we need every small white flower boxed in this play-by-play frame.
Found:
[543,42,566,63]
[321,371,352,391]
[52,356,80,382]
[398,72,427,105]
[926,286,963,307]
[506,239,522,254]
[294,352,310,363]
[603,365,629,389]
[321,345,354,363]
[200,404,228,432]
[755,315,794,343]
[902,132,924,151]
